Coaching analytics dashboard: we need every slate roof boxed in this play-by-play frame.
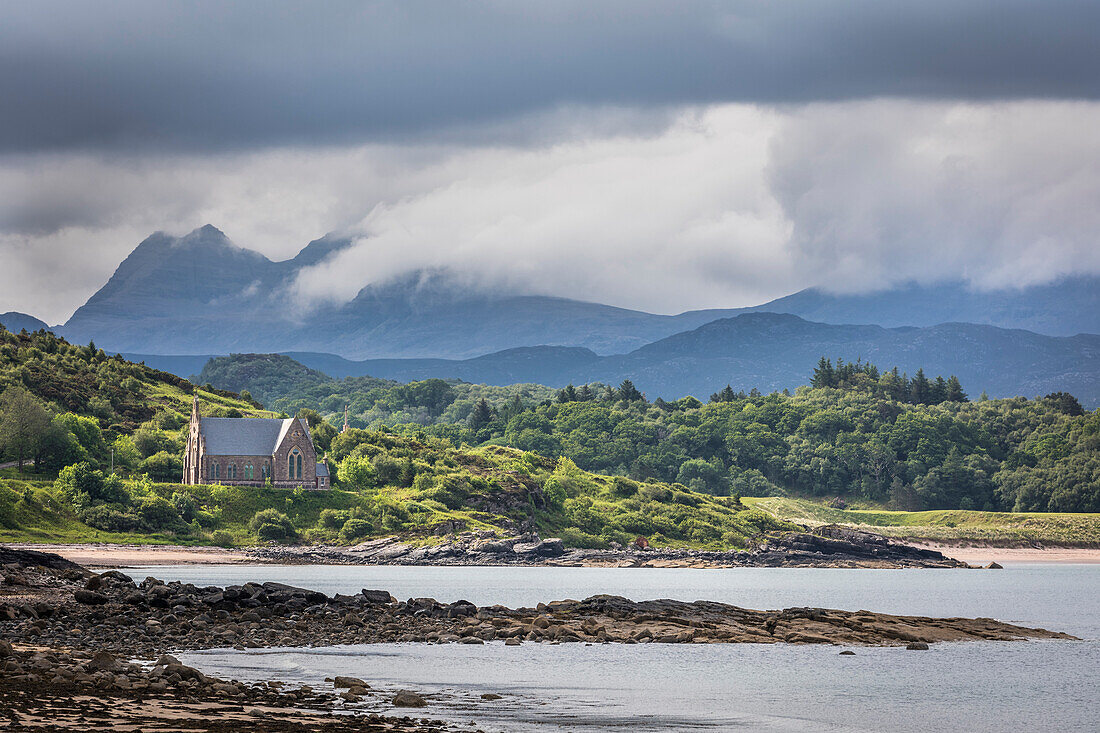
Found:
[200,417,294,456]
[315,463,330,477]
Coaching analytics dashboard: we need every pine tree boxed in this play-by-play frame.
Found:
[618,379,643,402]
[468,398,494,431]
[811,356,836,388]
[578,384,593,402]
[931,376,948,405]
[946,376,968,403]
[910,368,931,405]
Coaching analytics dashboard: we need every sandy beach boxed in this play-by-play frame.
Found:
[913,543,1100,565]
[7,541,1100,568]
[3,543,258,568]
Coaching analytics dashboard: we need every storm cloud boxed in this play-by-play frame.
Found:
[3,0,1100,154]
[2,2,1099,324]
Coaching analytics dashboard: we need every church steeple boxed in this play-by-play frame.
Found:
[342,403,349,433]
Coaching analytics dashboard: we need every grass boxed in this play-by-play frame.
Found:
[742,496,1100,547]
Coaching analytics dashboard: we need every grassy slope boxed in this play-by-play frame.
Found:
[743,496,1100,547]
[0,442,799,550]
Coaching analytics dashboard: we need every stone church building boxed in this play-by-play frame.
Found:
[181,397,330,489]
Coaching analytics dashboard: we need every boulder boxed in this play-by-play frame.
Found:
[906,642,930,650]
[87,651,120,671]
[360,589,394,604]
[985,562,1004,569]
[0,639,12,657]
[839,650,856,655]
[333,676,369,689]
[392,690,427,708]
[74,590,109,605]
[481,693,503,700]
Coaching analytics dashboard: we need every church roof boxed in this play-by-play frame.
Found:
[200,417,299,456]
[315,463,329,477]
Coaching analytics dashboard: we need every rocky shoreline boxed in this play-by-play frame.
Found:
[249,524,973,569]
[1,545,1075,730]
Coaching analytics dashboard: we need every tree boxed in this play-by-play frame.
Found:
[910,369,931,405]
[617,379,644,402]
[1043,392,1084,416]
[0,386,51,471]
[811,357,836,388]
[710,385,736,403]
[945,376,968,403]
[468,398,494,431]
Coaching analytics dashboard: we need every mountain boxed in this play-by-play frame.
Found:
[743,278,1100,336]
[0,312,49,333]
[51,225,1100,360]
[172,314,1100,408]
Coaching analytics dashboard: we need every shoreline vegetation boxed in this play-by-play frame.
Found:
[0,546,1078,730]
[1,326,1098,566]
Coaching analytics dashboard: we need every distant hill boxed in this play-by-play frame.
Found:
[53,225,1099,359]
[0,312,49,333]
[180,314,1100,407]
[743,278,1100,336]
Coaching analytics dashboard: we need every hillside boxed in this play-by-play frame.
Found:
[0,312,49,333]
[179,314,1100,408]
[0,436,796,552]
[194,352,1100,514]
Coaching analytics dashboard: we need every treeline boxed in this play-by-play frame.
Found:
[809,357,967,405]
[414,383,1098,514]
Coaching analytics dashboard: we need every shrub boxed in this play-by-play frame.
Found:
[137,495,186,532]
[139,451,183,482]
[338,456,376,490]
[318,508,349,530]
[56,462,130,510]
[249,509,297,541]
[80,504,143,532]
[339,518,372,542]
[210,530,234,547]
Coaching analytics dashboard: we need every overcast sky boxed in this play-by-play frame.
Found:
[3,1,1100,323]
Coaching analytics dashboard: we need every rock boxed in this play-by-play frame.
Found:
[985,562,1003,569]
[361,589,394,604]
[481,693,502,700]
[839,650,856,655]
[505,638,522,646]
[0,639,12,657]
[87,651,120,671]
[154,654,181,667]
[333,676,369,689]
[906,642,930,650]
[98,570,134,583]
[73,590,109,605]
[392,690,427,707]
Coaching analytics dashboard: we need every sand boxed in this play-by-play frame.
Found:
[3,543,258,568]
[7,541,1100,569]
[914,543,1100,565]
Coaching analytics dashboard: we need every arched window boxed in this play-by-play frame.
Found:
[244,464,254,480]
[210,463,219,480]
[290,448,303,479]
[261,464,269,479]
[227,463,236,480]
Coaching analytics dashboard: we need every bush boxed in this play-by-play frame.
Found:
[139,451,183,482]
[337,456,376,489]
[318,508,349,530]
[249,509,298,541]
[56,462,130,510]
[137,495,187,532]
[210,529,234,547]
[339,518,372,542]
[80,504,143,532]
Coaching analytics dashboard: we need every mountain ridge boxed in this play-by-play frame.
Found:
[48,225,1100,359]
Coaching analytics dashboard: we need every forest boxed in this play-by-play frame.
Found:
[200,353,1100,513]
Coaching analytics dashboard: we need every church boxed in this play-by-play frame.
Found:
[181,396,330,489]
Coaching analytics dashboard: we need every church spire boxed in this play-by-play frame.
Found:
[341,403,349,433]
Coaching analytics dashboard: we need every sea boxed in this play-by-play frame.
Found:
[114,563,1100,733]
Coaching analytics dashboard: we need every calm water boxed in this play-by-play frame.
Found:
[119,564,1100,732]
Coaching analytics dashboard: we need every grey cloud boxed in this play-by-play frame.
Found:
[2,1,1100,154]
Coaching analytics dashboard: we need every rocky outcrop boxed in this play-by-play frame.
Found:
[249,525,968,569]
